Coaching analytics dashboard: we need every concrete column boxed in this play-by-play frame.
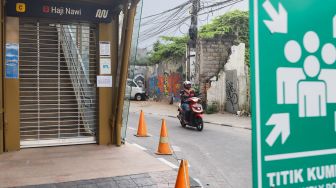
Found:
[4,17,20,151]
[110,15,119,144]
[115,0,139,146]
[98,11,122,145]
[98,23,113,145]
[0,0,4,154]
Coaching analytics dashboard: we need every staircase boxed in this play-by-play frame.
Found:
[19,19,97,147]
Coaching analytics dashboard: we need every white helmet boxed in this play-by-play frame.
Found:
[183,81,192,89]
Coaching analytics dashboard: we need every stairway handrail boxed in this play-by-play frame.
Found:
[58,24,94,134]
[63,25,90,84]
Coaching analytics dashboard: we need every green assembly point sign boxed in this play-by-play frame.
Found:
[251,0,336,187]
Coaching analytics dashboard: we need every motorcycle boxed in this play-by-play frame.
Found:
[177,97,204,131]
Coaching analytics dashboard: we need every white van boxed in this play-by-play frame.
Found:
[125,79,147,101]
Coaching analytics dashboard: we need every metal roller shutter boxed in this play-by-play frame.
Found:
[19,18,98,148]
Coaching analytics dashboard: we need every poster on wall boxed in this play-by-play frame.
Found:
[97,75,112,87]
[100,58,111,75]
[99,41,111,57]
[5,43,19,79]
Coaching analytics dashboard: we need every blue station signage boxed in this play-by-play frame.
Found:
[6,0,113,23]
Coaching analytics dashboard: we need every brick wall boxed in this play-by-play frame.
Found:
[196,35,236,95]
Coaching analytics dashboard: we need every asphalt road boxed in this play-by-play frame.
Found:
[125,111,252,188]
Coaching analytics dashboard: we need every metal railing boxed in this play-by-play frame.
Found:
[58,25,95,135]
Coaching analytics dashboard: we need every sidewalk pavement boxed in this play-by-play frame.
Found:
[0,144,195,188]
[130,101,251,130]
[19,171,177,188]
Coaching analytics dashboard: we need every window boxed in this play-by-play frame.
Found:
[127,81,137,87]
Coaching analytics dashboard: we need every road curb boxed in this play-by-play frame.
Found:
[130,111,252,130]
[203,121,252,130]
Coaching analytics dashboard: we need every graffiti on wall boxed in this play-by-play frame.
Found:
[164,73,169,96]
[147,73,182,99]
[226,80,238,109]
[225,70,239,113]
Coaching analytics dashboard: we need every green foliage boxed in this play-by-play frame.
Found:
[245,48,250,68]
[199,10,249,44]
[148,36,188,64]
[135,56,150,65]
[206,102,219,114]
[199,10,249,67]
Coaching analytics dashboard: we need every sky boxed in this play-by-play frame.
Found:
[138,0,249,49]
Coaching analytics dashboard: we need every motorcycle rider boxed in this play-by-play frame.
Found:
[180,81,195,122]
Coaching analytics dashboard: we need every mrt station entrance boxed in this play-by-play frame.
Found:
[19,18,98,147]
[0,0,142,152]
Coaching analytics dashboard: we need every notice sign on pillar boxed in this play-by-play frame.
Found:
[99,41,111,57]
[251,1,336,187]
[97,76,112,88]
[100,58,111,75]
[98,41,111,87]
[5,43,19,79]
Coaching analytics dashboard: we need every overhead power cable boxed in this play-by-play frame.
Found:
[198,0,243,16]
[139,0,245,43]
[141,0,192,20]
[200,0,237,10]
[140,2,191,41]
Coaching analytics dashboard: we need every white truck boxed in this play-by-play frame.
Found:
[125,79,147,101]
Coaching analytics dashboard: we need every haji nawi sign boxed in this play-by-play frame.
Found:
[6,0,113,23]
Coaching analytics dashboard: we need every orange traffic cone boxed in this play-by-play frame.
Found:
[155,119,172,155]
[175,160,190,188]
[135,110,149,137]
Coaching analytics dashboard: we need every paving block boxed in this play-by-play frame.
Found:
[96,181,119,188]
[76,184,98,188]
[129,173,151,179]
[132,177,156,186]
[115,179,137,188]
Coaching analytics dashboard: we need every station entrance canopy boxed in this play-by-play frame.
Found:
[6,0,115,23]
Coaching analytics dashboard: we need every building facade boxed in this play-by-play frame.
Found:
[0,0,140,153]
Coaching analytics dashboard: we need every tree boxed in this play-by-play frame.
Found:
[199,10,249,67]
[148,36,188,64]
[135,56,150,65]
[199,10,248,44]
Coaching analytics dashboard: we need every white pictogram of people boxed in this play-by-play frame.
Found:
[277,31,336,118]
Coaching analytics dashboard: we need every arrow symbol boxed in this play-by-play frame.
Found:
[266,113,290,147]
[262,0,288,34]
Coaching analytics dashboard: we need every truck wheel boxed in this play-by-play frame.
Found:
[135,94,142,101]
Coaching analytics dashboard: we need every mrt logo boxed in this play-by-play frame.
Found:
[16,3,26,13]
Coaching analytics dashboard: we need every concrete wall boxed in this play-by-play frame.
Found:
[207,72,226,111]
[206,43,250,113]
[225,43,249,112]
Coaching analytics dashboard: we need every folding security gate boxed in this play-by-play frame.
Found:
[19,18,98,148]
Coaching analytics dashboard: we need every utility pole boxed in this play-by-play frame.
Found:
[189,0,199,48]
[187,0,199,82]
